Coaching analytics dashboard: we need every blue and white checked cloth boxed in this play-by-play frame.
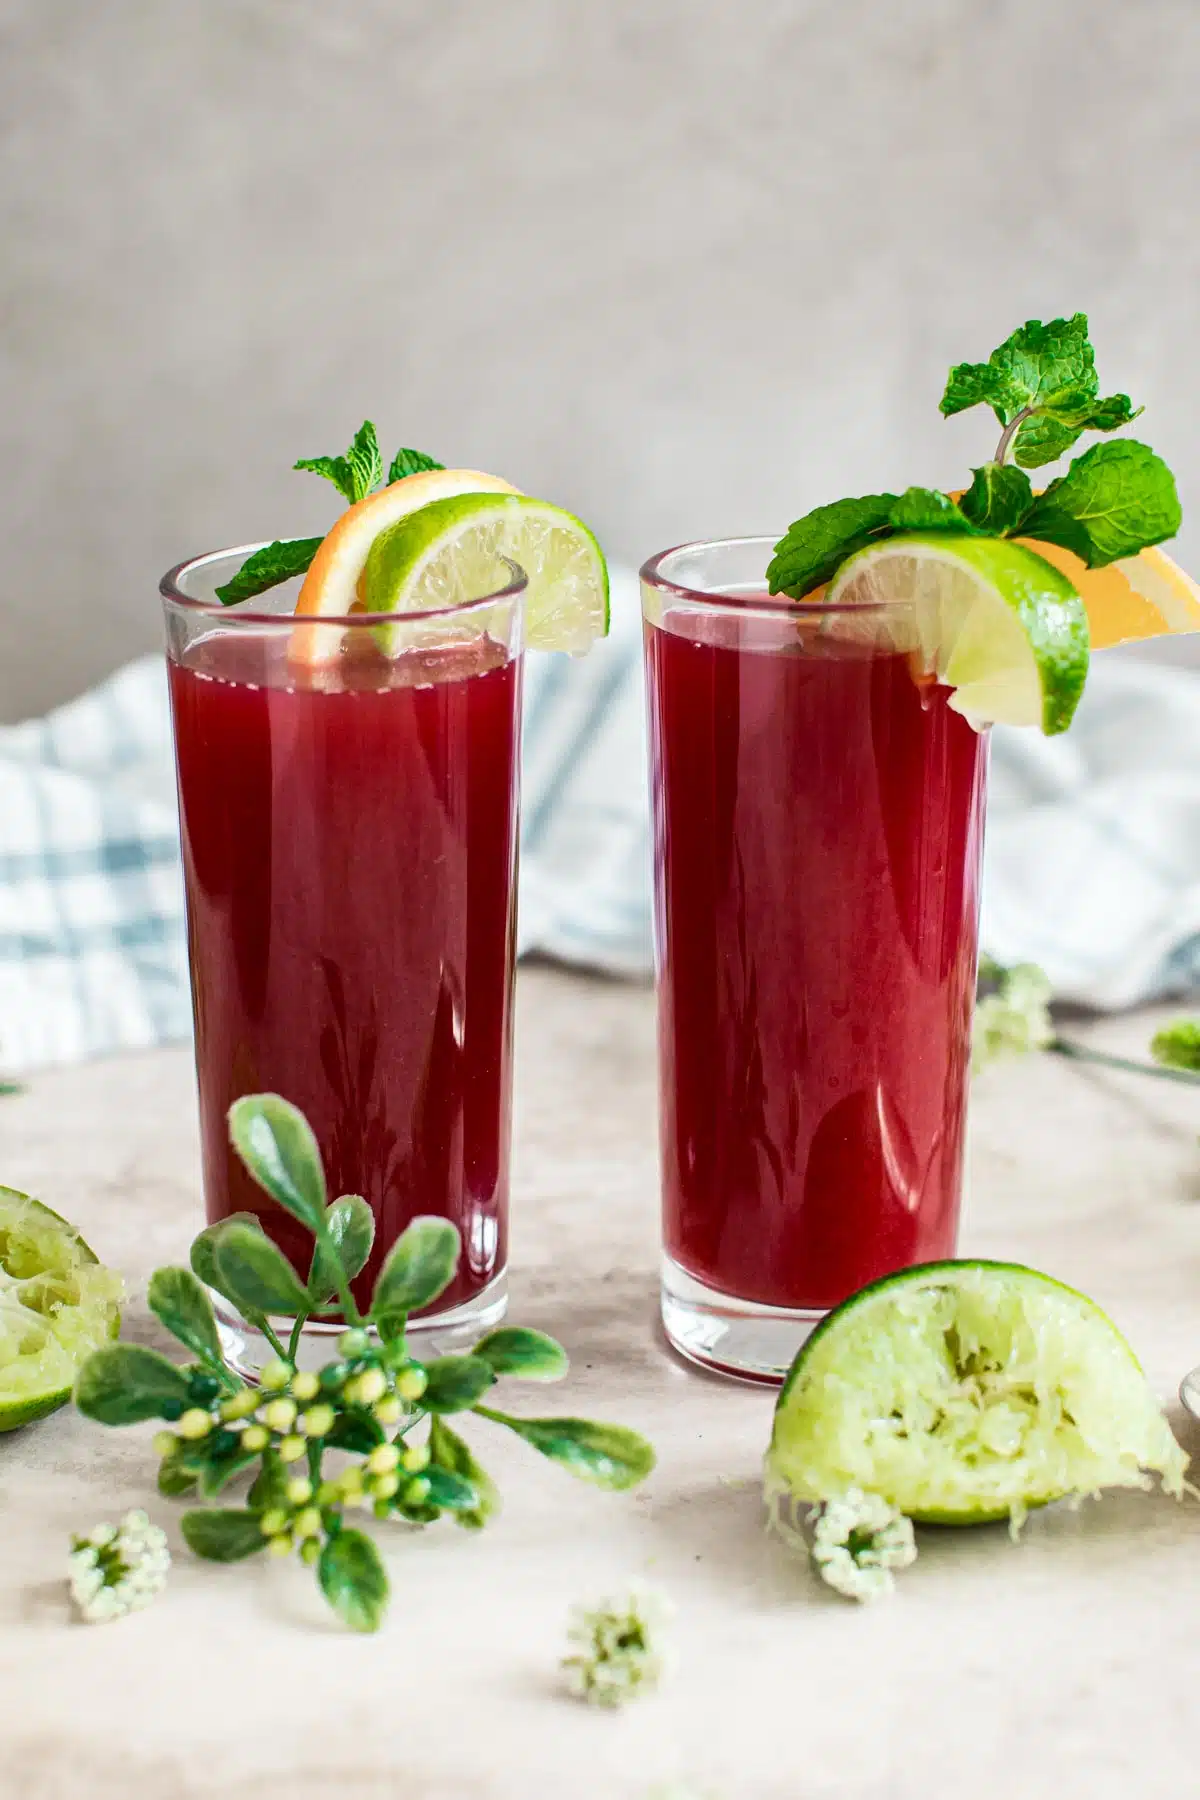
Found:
[2,567,1198,1073]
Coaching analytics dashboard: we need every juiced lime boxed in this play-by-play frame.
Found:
[827,532,1090,734]
[361,491,609,654]
[765,1260,1188,1527]
[0,1187,122,1430]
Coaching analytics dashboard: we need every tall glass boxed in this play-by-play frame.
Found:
[161,547,525,1371]
[642,538,988,1382]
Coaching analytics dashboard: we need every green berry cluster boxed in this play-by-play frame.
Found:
[75,1093,655,1631]
[149,1331,440,1564]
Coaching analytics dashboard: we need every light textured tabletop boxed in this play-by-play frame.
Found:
[2,965,1199,1800]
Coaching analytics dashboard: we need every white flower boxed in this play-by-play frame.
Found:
[562,1582,673,1707]
[972,961,1054,1073]
[68,1509,170,1624]
[809,1489,916,1603]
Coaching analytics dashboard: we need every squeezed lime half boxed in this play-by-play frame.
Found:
[0,1187,122,1430]
[361,491,610,654]
[765,1260,1188,1527]
[827,532,1090,734]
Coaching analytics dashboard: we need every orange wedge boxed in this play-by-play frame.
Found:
[1016,538,1200,652]
[291,468,519,663]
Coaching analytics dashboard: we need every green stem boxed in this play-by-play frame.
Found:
[472,1404,512,1428]
[310,1218,363,1328]
[994,406,1034,466]
[287,1312,308,1365]
[253,1313,291,1363]
[1051,1036,1200,1088]
[199,1347,241,1395]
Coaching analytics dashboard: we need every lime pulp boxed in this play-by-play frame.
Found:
[765,1259,1187,1528]
[361,491,610,654]
[0,1187,122,1430]
[827,532,1090,735]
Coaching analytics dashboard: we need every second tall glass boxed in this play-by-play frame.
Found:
[162,548,525,1370]
[642,538,988,1382]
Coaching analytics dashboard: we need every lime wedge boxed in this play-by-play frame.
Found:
[765,1260,1187,1528]
[361,492,609,653]
[0,1188,122,1431]
[827,532,1090,735]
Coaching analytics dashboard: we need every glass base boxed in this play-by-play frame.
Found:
[211,1270,509,1382]
[660,1254,822,1385]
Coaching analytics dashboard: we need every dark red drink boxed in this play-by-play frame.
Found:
[645,596,986,1326]
[167,627,521,1317]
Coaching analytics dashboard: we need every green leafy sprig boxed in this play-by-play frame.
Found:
[768,314,1181,599]
[213,423,444,605]
[73,1093,655,1633]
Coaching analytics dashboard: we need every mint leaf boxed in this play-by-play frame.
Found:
[887,487,974,532]
[959,464,1034,533]
[767,494,896,597]
[1086,393,1142,432]
[940,315,1145,470]
[941,314,1095,425]
[1021,439,1181,567]
[345,420,383,498]
[295,420,383,504]
[1013,392,1142,469]
[1009,413,1083,469]
[387,447,444,482]
[213,537,322,606]
[293,457,356,502]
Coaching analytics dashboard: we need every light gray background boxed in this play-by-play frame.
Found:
[2,0,1198,719]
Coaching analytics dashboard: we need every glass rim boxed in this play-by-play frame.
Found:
[160,542,529,628]
[640,535,904,617]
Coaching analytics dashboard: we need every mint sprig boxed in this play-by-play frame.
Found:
[939,314,1141,469]
[769,315,1180,599]
[294,420,384,505]
[215,423,445,607]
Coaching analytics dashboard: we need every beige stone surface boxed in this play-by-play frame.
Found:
[1,964,1199,1797]
[3,0,1200,720]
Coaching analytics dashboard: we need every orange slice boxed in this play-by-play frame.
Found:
[291,468,519,663]
[1016,539,1200,652]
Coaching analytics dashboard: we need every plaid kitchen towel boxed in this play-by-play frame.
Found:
[1,565,1198,1074]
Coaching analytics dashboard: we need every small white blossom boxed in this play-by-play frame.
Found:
[562,1582,672,1707]
[809,1489,916,1603]
[68,1509,170,1624]
[972,961,1054,1073]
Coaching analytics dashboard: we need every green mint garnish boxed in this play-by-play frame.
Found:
[214,423,444,606]
[766,494,896,597]
[1020,439,1181,568]
[769,313,1179,599]
[958,463,1034,534]
[939,313,1141,469]
[886,486,975,533]
[73,1090,655,1633]
[295,419,384,505]
[387,447,445,482]
[213,537,324,606]
[767,488,973,596]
